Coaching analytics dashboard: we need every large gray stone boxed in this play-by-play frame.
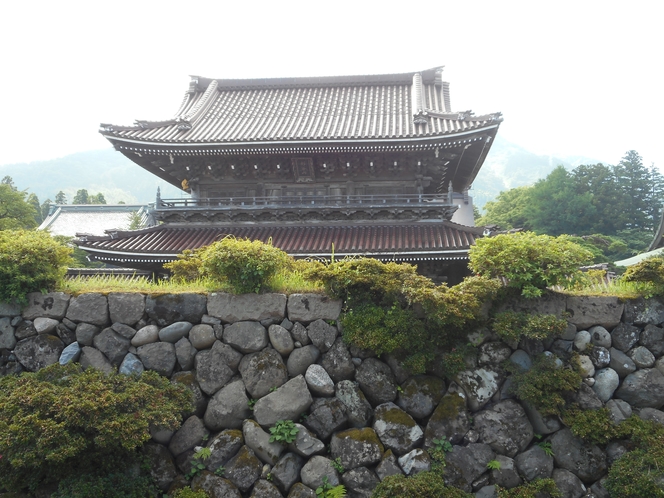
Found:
[606,399,633,424]
[175,337,196,370]
[425,392,470,446]
[550,428,607,483]
[615,368,664,408]
[0,300,21,317]
[159,321,193,343]
[205,429,244,472]
[22,292,70,320]
[330,427,384,470]
[271,452,305,495]
[552,468,586,498]
[93,327,131,365]
[609,347,637,377]
[136,342,177,377]
[108,292,145,325]
[300,456,341,489]
[287,483,317,498]
[443,443,494,492]
[111,322,136,339]
[341,467,380,498]
[0,316,16,349]
[305,364,335,397]
[253,375,314,426]
[521,401,561,435]
[223,321,269,353]
[373,402,424,455]
[640,324,664,357]
[14,334,64,371]
[589,325,612,348]
[59,341,81,365]
[286,345,320,377]
[168,415,209,457]
[575,382,604,410]
[79,346,114,374]
[398,448,431,476]
[146,293,207,326]
[204,379,252,431]
[566,296,624,330]
[207,292,287,322]
[66,293,108,326]
[629,345,656,368]
[171,371,208,418]
[34,317,59,335]
[588,346,611,369]
[191,472,241,498]
[243,419,285,465]
[610,322,641,352]
[195,341,235,396]
[287,423,325,458]
[189,323,216,349]
[320,337,355,382]
[268,324,294,356]
[626,297,664,326]
[514,445,554,482]
[143,442,178,492]
[306,319,338,354]
[355,358,398,406]
[375,450,404,481]
[455,367,502,411]
[335,380,373,428]
[287,294,342,323]
[131,324,160,346]
[119,352,144,375]
[592,368,620,402]
[290,322,310,345]
[396,375,445,420]
[249,480,283,498]
[304,397,349,440]
[474,399,533,457]
[239,349,289,399]
[224,445,263,493]
[490,455,522,489]
[478,341,513,369]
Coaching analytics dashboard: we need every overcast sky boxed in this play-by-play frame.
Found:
[1,0,661,170]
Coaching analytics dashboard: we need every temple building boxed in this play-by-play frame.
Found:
[76,67,502,280]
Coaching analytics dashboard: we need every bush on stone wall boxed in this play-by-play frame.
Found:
[0,363,192,493]
[371,471,473,497]
[165,236,293,293]
[492,311,568,344]
[496,478,561,497]
[621,255,664,296]
[468,232,593,297]
[0,229,72,303]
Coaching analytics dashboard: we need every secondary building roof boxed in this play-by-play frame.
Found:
[76,222,483,270]
[39,204,153,238]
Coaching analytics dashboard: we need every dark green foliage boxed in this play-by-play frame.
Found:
[0,229,72,302]
[476,185,533,229]
[469,231,593,297]
[0,363,193,492]
[605,417,664,497]
[622,256,664,296]
[505,354,582,417]
[53,471,155,498]
[560,405,623,445]
[492,311,567,344]
[55,190,67,204]
[496,478,561,497]
[171,489,211,498]
[166,236,293,293]
[371,471,472,497]
[0,183,39,230]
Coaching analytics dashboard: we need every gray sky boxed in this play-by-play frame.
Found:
[1,0,661,170]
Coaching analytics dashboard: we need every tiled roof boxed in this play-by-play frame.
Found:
[76,222,484,263]
[39,205,153,238]
[100,68,502,146]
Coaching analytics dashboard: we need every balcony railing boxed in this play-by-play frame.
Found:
[156,194,450,210]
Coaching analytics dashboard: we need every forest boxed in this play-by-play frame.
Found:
[476,150,662,264]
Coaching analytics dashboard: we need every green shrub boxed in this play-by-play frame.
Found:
[53,472,155,498]
[468,232,593,297]
[605,417,664,497]
[561,405,623,445]
[621,255,664,296]
[492,311,567,344]
[0,229,72,303]
[165,249,204,281]
[0,363,192,492]
[506,353,582,417]
[371,471,473,497]
[496,478,561,497]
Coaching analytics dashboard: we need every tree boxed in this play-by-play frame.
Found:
[40,199,52,221]
[613,150,652,230]
[526,166,597,235]
[55,191,67,204]
[89,192,107,204]
[72,189,89,204]
[0,184,38,230]
[476,186,533,229]
[1,176,16,191]
[26,193,42,225]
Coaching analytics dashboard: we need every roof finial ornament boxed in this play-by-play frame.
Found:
[156,187,161,204]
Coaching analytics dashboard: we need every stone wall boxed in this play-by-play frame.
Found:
[1,291,664,497]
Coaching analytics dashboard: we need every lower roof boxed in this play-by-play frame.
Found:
[75,222,484,265]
